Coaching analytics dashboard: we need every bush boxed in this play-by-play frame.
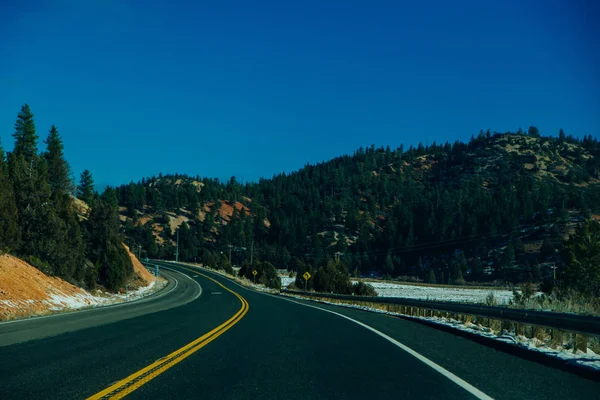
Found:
[258,261,280,290]
[353,281,378,296]
[223,263,233,275]
[313,260,353,294]
[511,282,536,307]
[485,292,498,306]
[239,260,280,289]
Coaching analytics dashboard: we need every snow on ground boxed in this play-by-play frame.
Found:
[1,278,166,316]
[283,293,600,372]
[0,250,167,321]
[280,276,296,288]
[351,280,517,305]
[279,274,521,305]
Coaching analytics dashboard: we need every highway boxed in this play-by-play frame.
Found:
[0,261,598,399]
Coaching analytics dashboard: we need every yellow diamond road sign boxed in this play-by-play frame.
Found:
[303,271,311,280]
[252,270,258,276]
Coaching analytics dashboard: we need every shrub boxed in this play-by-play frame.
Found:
[314,260,353,294]
[223,263,233,275]
[511,282,537,307]
[353,281,378,296]
[485,292,498,306]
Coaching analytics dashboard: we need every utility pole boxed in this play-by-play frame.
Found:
[228,244,233,265]
[335,252,343,262]
[250,241,254,266]
[176,228,179,262]
[551,264,558,285]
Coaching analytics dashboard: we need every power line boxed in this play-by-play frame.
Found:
[300,220,553,259]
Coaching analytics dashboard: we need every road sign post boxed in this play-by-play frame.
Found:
[252,269,258,284]
[302,271,311,292]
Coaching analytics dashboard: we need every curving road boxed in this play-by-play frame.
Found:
[0,267,200,347]
[0,261,598,399]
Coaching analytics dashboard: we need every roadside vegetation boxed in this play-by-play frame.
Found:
[506,218,600,315]
[0,104,133,291]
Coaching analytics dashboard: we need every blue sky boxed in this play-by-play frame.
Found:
[1,0,599,188]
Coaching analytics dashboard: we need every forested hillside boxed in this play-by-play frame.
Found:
[1,104,598,298]
[117,128,600,295]
[0,105,133,291]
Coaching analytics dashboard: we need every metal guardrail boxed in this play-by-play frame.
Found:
[281,289,600,337]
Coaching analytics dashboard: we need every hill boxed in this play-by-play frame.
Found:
[116,129,600,289]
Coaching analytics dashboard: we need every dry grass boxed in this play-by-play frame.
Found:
[512,292,600,317]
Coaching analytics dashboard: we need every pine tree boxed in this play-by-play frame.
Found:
[44,125,73,195]
[427,269,436,284]
[12,104,38,161]
[454,267,466,285]
[0,140,19,250]
[417,257,424,275]
[384,251,394,275]
[502,243,515,267]
[563,219,600,297]
[0,138,6,176]
[540,237,556,261]
[85,199,133,290]
[77,169,95,205]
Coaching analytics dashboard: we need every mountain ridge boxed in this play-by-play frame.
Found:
[117,130,600,287]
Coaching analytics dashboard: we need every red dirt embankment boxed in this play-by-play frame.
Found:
[0,254,94,320]
[123,243,156,289]
[0,245,155,321]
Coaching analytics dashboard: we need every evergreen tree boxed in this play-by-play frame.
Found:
[417,257,424,276]
[384,251,394,275]
[0,142,19,249]
[77,169,95,205]
[426,269,436,284]
[12,104,38,161]
[0,138,6,175]
[454,267,466,285]
[44,125,73,195]
[563,219,600,297]
[540,237,555,260]
[85,200,133,290]
[502,243,515,267]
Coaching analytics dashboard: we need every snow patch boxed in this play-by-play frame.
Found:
[351,280,517,304]
[280,277,296,288]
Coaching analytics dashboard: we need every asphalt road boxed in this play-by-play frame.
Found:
[0,267,200,347]
[0,261,598,399]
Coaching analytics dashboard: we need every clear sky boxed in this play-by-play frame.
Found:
[1,0,599,188]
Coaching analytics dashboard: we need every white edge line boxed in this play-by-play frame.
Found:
[181,263,494,400]
[0,268,187,326]
[278,296,494,400]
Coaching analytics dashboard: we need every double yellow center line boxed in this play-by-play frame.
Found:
[87,267,249,400]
